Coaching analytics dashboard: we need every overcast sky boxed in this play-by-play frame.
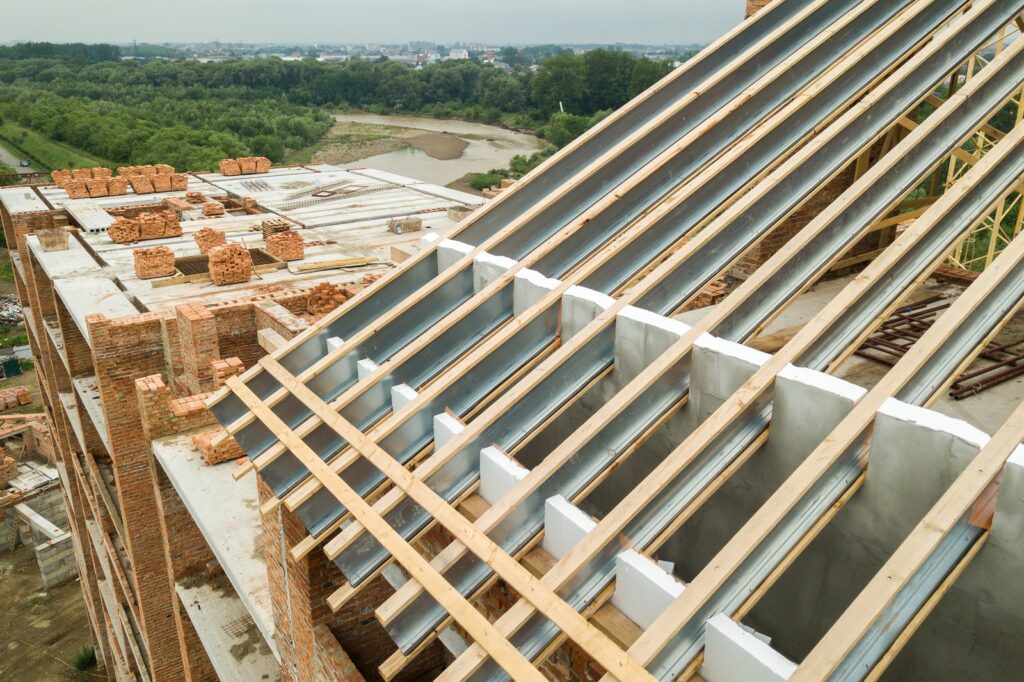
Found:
[0,0,746,46]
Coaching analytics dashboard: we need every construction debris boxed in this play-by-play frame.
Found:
[207,242,252,285]
[387,216,423,234]
[306,282,353,316]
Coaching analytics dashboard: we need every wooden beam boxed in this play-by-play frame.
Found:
[444,78,1024,682]
[226,376,546,682]
[622,134,1024,678]
[254,357,656,682]
[793,398,1024,680]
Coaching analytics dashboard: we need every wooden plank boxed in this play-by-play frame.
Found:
[254,358,657,682]
[624,130,1024,677]
[205,0,825,420]
[226,376,546,682]
[794,400,1024,679]
[334,4,1008,631]
[212,0,854,450]
[446,53,1024,681]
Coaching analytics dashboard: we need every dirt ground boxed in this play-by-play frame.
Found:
[0,544,102,681]
[310,121,468,165]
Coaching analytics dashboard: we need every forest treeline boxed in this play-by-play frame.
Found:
[0,43,676,171]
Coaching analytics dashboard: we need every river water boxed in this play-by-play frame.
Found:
[334,113,545,186]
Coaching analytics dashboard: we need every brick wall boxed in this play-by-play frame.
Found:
[87,312,187,681]
[177,303,220,394]
[256,478,445,681]
[729,163,857,280]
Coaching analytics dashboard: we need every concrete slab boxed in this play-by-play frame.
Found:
[176,576,280,682]
[72,375,111,456]
[0,186,49,214]
[153,434,277,659]
[26,234,104,281]
[53,276,138,344]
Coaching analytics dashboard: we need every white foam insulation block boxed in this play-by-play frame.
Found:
[356,357,379,381]
[701,613,796,682]
[542,495,597,560]
[514,269,562,316]
[610,549,684,630]
[479,446,529,505]
[437,239,474,271]
[473,252,518,292]
[391,384,419,412]
[433,412,465,451]
[615,305,691,383]
[562,286,616,339]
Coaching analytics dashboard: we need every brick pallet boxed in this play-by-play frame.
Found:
[108,211,182,244]
[218,156,272,176]
[133,246,176,280]
[208,243,252,285]
[266,230,304,262]
[194,228,227,254]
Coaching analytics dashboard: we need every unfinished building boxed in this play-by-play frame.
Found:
[204,0,1024,680]
[7,0,1024,680]
[0,163,482,681]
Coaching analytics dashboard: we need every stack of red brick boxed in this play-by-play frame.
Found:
[208,243,253,285]
[218,157,272,176]
[52,167,128,199]
[266,229,304,262]
[307,282,354,316]
[133,246,176,280]
[118,164,189,195]
[0,386,31,411]
[202,201,225,217]
[194,228,227,254]
[0,455,17,487]
[211,357,245,387]
[108,210,182,243]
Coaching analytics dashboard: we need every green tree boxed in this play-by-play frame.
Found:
[531,54,588,115]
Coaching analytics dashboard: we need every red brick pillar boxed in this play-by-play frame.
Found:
[87,313,186,681]
[746,0,774,17]
[177,303,220,394]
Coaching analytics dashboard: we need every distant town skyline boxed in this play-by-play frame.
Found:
[0,0,745,46]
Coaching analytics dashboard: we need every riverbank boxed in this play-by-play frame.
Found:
[287,111,546,187]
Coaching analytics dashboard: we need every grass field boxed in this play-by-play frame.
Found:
[0,122,113,171]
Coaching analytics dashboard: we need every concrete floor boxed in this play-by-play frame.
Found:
[0,543,100,681]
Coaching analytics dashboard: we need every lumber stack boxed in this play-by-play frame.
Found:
[208,243,253,285]
[266,229,304,262]
[133,246,176,280]
[218,157,272,176]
